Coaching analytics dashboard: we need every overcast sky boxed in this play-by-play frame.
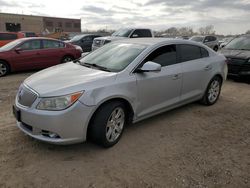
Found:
[0,0,249,34]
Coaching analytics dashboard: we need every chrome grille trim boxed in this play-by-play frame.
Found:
[17,84,38,108]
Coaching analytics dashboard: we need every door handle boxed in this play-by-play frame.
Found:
[204,65,212,71]
[172,74,180,80]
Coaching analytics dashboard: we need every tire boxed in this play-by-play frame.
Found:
[89,101,126,148]
[213,46,218,52]
[61,56,74,63]
[200,76,222,105]
[0,61,10,77]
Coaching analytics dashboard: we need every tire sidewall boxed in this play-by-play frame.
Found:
[90,102,126,147]
[0,61,10,77]
[204,76,222,105]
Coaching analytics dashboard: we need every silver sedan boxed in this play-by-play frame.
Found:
[13,38,228,147]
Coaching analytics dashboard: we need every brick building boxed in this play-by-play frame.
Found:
[0,13,81,34]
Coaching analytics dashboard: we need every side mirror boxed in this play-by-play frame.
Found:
[136,61,161,73]
[15,48,23,53]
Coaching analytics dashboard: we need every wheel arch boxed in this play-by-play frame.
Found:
[0,59,11,72]
[86,97,135,140]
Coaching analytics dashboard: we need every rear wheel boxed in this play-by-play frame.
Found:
[61,56,74,63]
[89,101,126,147]
[201,76,222,105]
[0,61,10,77]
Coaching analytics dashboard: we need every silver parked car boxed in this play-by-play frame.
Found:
[13,38,227,147]
[190,35,219,51]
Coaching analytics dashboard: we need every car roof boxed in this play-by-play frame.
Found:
[114,38,205,46]
[15,37,62,42]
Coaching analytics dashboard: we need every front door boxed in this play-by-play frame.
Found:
[135,45,182,118]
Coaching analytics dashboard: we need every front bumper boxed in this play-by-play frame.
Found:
[14,100,95,145]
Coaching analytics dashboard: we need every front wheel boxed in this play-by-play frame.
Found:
[0,61,10,77]
[89,101,126,147]
[61,56,74,63]
[201,76,222,105]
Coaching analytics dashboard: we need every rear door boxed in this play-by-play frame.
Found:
[135,44,182,118]
[82,36,94,52]
[11,39,42,71]
[204,36,216,48]
[40,39,66,67]
[177,44,212,101]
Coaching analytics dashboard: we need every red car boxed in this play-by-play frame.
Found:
[0,37,82,77]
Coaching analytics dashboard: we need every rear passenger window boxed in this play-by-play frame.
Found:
[200,47,209,58]
[131,29,152,38]
[43,40,65,49]
[179,44,201,62]
[0,33,17,40]
[143,45,177,67]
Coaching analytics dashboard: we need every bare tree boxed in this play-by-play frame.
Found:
[198,25,215,35]
[165,27,179,36]
[178,27,194,36]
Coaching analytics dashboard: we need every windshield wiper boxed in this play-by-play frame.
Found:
[82,62,111,72]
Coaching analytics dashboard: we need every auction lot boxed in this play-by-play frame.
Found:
[0,72,249,188]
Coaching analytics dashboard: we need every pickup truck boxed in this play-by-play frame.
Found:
[92,28,154,51]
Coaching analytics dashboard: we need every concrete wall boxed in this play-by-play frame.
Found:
[0,13,81,34]
[43,17,81,33]
[0,13,43,33]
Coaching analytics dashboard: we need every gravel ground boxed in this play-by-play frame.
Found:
[0,72,249,188]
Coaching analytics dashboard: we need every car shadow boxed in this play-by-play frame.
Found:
[28,101,204,153]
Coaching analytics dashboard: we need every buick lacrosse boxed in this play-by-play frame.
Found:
[13,38,227,147]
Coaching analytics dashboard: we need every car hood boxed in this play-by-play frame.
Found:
[95,36,127,41]
[220,49,250,59]
[24,62,117,97]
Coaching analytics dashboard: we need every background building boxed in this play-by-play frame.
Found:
[0,13,81,34]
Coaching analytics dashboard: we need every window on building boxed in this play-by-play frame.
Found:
[58,22,62,27]
[74,23,80,28]
[46,21,53,27]
[65,22,72,28]
[5,23,21,32]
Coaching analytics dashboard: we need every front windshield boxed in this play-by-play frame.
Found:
[0,39,23,51]
[80,43,147,72]
[225,36,250,50]
[70,35,84,42]
[190,36,204,42]
[111,29,133,37]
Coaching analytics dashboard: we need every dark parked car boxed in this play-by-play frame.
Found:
[67,34,101,52]
[19,31,37,37]
[0,37,82,77]
[220,35,250,79]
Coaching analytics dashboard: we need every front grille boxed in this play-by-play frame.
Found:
[17,85,38,107]
[104,40,111,44]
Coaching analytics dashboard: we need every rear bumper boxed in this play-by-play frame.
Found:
[15,100,95,145]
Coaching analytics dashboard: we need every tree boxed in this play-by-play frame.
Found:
[198,25,215,35]
[246,30,250,34]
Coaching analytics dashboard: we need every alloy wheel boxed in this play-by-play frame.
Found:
[106,107,125,142]
[208,80,220,103]
[0,63,7,76]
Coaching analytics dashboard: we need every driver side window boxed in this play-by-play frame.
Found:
[142,45,177,67]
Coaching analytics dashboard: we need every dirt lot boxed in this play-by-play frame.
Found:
[0,72,249,188]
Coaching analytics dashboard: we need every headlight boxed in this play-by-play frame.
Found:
[36,91,83,111]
